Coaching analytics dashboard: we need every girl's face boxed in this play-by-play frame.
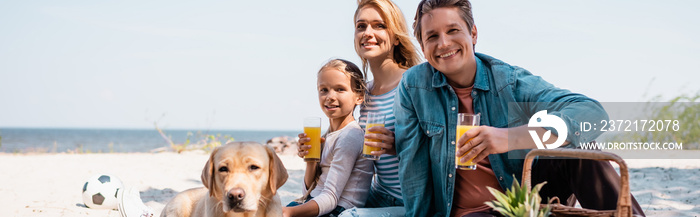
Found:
[355,6,397,62]
[317,69,363,123]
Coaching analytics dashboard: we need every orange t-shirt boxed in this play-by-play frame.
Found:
[450,84,505,217]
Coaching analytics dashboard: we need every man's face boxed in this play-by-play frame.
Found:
[420,7,477,79]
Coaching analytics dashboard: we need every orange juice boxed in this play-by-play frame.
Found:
[455,125,477,170]
[304,126,321,162]
[362,123,384,160]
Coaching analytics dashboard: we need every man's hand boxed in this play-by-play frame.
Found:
[456,125,568,163]
[455,126,509,164]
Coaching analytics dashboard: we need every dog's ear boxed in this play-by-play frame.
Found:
[201,146,221,199]
[266,145,288,195]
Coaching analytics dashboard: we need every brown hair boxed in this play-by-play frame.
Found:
[354,0,421,73]
[413,0,474,47]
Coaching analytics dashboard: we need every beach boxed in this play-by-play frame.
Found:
[1,152,698,216]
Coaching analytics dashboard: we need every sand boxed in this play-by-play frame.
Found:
[0,152,698,216]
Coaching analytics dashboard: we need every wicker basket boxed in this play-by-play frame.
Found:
[522,149,633,217]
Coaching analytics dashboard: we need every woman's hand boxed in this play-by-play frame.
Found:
[296,133,325,158]
[363,125,396,156]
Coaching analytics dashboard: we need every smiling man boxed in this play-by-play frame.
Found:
[394,0,645,216]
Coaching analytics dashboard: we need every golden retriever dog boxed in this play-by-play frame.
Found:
[161,142,288,217]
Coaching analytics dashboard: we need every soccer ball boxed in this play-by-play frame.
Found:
[82,174,124,209]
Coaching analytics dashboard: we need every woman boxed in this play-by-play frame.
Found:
[342,0,421,215]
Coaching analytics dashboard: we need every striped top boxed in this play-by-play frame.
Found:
[358,82,402,201]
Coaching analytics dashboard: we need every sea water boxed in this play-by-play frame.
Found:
[0,128,298,153]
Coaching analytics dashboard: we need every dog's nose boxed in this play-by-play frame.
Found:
[227,188,246,202]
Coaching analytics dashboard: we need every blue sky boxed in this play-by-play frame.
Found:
[1,0,699,131]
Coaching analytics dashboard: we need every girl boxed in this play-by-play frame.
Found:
[283,59,374,217]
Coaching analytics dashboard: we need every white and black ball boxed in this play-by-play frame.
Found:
[82,174,123,209]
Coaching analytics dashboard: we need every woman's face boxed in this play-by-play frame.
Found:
[355,6,397,62]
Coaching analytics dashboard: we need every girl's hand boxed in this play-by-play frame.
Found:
[363,125,396,156]
[282,207,292,217]
[296,133,325,158]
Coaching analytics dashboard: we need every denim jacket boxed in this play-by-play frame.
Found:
[394,53,608,217]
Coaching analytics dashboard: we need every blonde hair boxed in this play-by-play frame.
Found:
[354,0,421,74]
[318,59,367,97]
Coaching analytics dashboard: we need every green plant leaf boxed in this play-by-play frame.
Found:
[486,175,551,217]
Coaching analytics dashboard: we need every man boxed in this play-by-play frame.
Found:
[394,0,645,216]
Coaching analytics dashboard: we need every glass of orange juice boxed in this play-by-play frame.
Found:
[303,117,321,162]
[456,113,480,170]
[362,112,385,160]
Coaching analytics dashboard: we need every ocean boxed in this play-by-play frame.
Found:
[0,128,299,153]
